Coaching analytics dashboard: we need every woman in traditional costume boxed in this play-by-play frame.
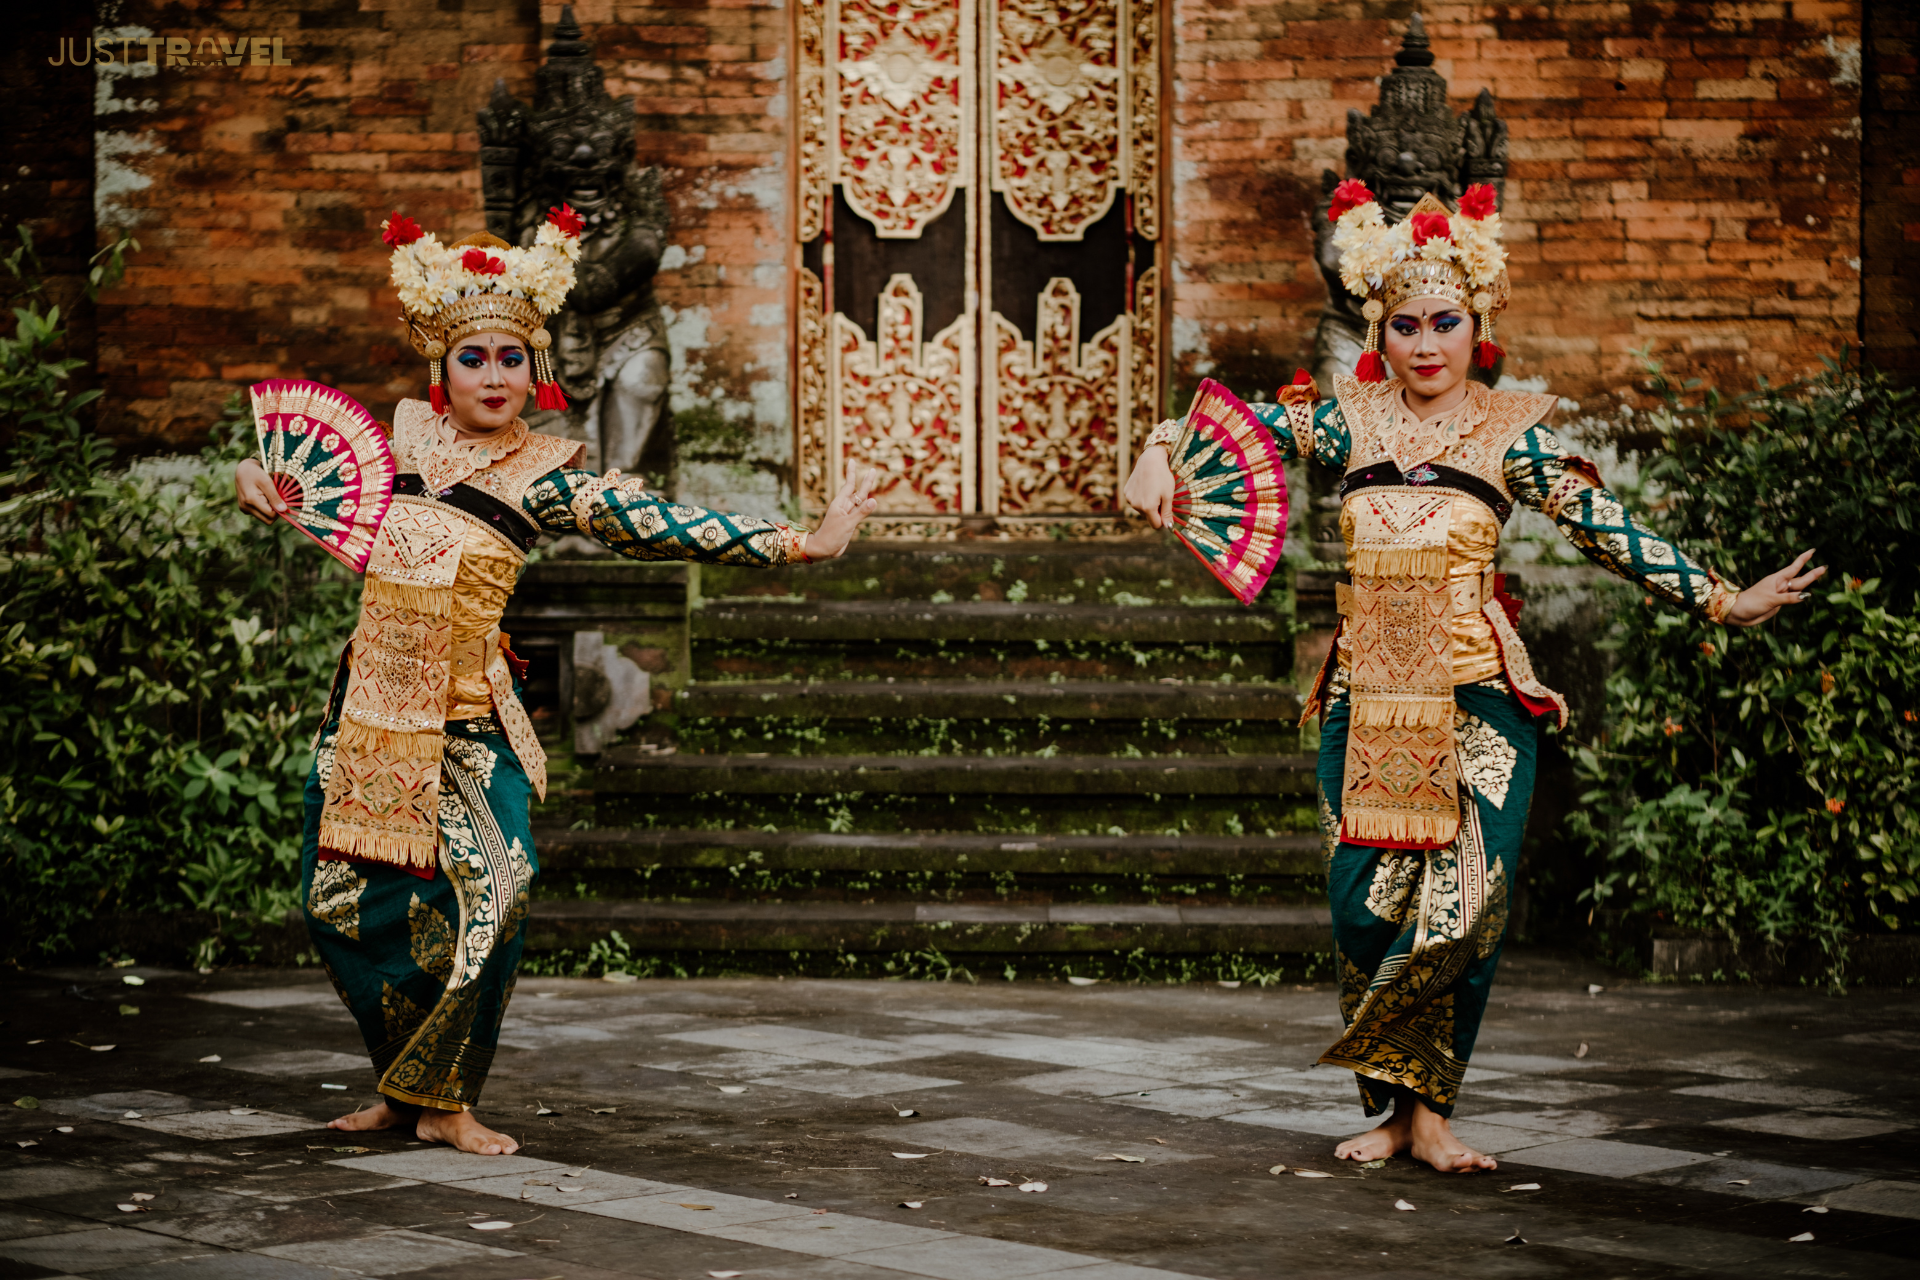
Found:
[1123,181,1823,1173]
[235,207,879,1155]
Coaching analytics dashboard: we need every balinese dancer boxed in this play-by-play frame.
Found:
[234,207,879,1155]
[1123,182,1822,1172]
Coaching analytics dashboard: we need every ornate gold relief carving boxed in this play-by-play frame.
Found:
[836,0,970,239]
[991,0,1123,242]
[992,278,1124,513]
[1130,263,1159,444]
[832,274,971,513]
[1127,0,1160,239]
[797,0,830,243]
[796,268,830,513]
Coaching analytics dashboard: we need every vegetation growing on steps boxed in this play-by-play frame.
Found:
[533,864,1327,906]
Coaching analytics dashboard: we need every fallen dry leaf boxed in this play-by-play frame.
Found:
[1149,1138,1167,1145]
[123,975,146,986]
[1506,1183,1541,1192]
[130,1193,155,1202]
[14,1140,36,1149]
[1268,1165,1287,1175]
[524,1180,551,1187]
[1095,1154,1145,1163]
[896,1108,918,1117]
[1575,1042,1590,1059]
[717,1086,747,1094]
[1359,1159,1387,1170]
[116,1204,149,1213]
[1066,976,1099,987]
[785,1192,799,1199]
[229,1109,257,1116]
[88,1045,115,1052]
[1587,984,1603,995]
[891,1151,934,1160]
[1293,1170,1334,1179]
[198,1055,221,1064]
[122,1111,142,1120]
[320,1084,347,1092]
[562,1170,585,1178]
[53,1127,72,1134]
[708,1272,745,1279]
[979,1177,1013,1187]
[1018,1181,1047,1193]
[12,1097,38,1110]
[679,1203,715,1211]
[589,1107,617,1115]
[1217,980,1241,989]
[1727,1179,1752,1186]
[468,1220,514,1230]
[25,1040,43,1045]
[119,1005,140,1017]
[1788,1232,1815,1243]
[1394,1199,1416,1211]
[1505,1232,1527,1245]
[898,1200,923,1209]
[535,1104,559,1116]
[1804,1206,1829,1214]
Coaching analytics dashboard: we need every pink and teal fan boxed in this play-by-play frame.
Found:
[249,380,395,573]
[1165,377,1289,605]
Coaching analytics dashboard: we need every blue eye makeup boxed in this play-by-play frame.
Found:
[501,352,525,367]
[456,351,485,368]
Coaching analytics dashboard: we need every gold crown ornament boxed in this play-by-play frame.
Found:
[380,205,585,414]
[1328,181,1510,382]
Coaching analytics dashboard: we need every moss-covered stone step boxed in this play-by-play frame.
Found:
[532,827,1323,876]
[691,600,1282,645]
[591,751,1317,796]
[695,635,1287,685]
[674,679,1301,720]
[698,539,1248,605]
[669,714,1299,759]
[524,898,1333,955]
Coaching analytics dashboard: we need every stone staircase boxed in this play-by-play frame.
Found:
[510,539,1333,979]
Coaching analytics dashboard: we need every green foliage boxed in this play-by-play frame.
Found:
[1568,354,1920,984]
[0,226,359,962]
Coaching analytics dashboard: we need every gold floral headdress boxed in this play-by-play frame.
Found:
[1328,181,1510,381]
[379,205,585,413]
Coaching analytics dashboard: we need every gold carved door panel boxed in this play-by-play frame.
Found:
[795,0,1161,533]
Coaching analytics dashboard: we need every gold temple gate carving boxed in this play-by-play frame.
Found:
[794,0,1162,535]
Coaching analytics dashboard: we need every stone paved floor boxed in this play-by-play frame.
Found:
[1,951,1916,1279]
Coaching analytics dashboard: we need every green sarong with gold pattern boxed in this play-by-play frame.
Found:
[300,710,535,1112]
[1315,676,1537,1118]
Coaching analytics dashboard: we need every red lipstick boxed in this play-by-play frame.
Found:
[1413,364,1444,377]
[482,396,507,409]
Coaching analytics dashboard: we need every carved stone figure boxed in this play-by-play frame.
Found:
[1309,14,1509,392]
[478,7,671,475]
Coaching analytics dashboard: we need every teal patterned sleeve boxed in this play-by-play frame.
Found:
[1504,426,1739,624]
[1250,397,1352,470]
[521,468,805,566]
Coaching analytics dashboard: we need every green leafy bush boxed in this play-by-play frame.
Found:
[1569,355,1920,984]
[0,227,358,964]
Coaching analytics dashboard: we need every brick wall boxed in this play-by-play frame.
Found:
[84,0,791,515]
[1169,0,1868,416]
[1863,0,1918,385]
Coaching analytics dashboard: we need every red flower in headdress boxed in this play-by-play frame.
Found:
[1458,184,1498,220]
[1327,179,1376,223]
[461,248,505,276]
[1410,212,1452,246]
[381,213,423,248]
[547,203,586,237]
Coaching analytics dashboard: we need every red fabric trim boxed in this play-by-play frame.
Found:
[1339,825,1451,851]
[318,849,436,881]
[500,634,530,683]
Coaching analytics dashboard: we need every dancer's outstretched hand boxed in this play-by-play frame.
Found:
[234,457,286,525]
[803,459,882,560]
[1124,438,1177,529]
[1725,548,1827,626]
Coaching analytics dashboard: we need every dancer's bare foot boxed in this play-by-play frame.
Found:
[1334,1107,1411,1162]
[329,1100,412,1133]
[416,1107,519,1155]
[1408,1103,1496,1173]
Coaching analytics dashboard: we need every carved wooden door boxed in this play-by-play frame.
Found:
[794,0,1161,535]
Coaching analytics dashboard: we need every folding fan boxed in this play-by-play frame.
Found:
[249,380,395,573]
[1165,377,1290,606]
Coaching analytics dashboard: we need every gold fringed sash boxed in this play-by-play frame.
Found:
[1341,489,1460,847]
[319,498,469,867]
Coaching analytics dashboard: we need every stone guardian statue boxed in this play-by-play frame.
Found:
[477,6,671,476]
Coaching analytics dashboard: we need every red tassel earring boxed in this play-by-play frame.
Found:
[1473,292,1504,370]
[530,328,568,411]
[1355,298,1387,383]
[426,348,447,414]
